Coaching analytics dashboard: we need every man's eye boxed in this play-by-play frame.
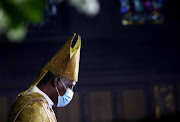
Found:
[68,85,72,89]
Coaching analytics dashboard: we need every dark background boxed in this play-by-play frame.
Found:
[0,0,180,122]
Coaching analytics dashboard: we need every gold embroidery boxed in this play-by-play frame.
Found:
[8,93,57,122]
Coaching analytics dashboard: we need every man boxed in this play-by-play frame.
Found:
[8,33,81,122]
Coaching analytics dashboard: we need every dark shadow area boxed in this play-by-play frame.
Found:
[112,112,180,122]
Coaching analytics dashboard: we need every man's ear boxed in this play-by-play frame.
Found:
[52,77,60,87]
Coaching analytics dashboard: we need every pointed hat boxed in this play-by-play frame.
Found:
[21,33,81,95]
[44,33,81,81]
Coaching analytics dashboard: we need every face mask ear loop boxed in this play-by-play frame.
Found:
[60,79,67,90]
[55,87,60,96]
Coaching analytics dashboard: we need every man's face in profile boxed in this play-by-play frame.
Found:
[57,78,76,96]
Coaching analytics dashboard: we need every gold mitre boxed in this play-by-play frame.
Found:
[20,33,81,95]
[44,33,81,82]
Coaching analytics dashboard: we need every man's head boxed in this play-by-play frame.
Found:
[21,34,81,107]
[37,71,76,106]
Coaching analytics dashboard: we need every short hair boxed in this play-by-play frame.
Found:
[37,71,58,87]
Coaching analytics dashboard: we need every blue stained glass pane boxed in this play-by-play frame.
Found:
[121,7,128,13]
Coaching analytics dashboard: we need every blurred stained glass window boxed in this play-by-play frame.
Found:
[120,0,164,25]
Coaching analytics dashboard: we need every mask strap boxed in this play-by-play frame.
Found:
[55,87,60,96]
[60,79,67,90]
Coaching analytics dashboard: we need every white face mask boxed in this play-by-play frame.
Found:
[55,80,74,107]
